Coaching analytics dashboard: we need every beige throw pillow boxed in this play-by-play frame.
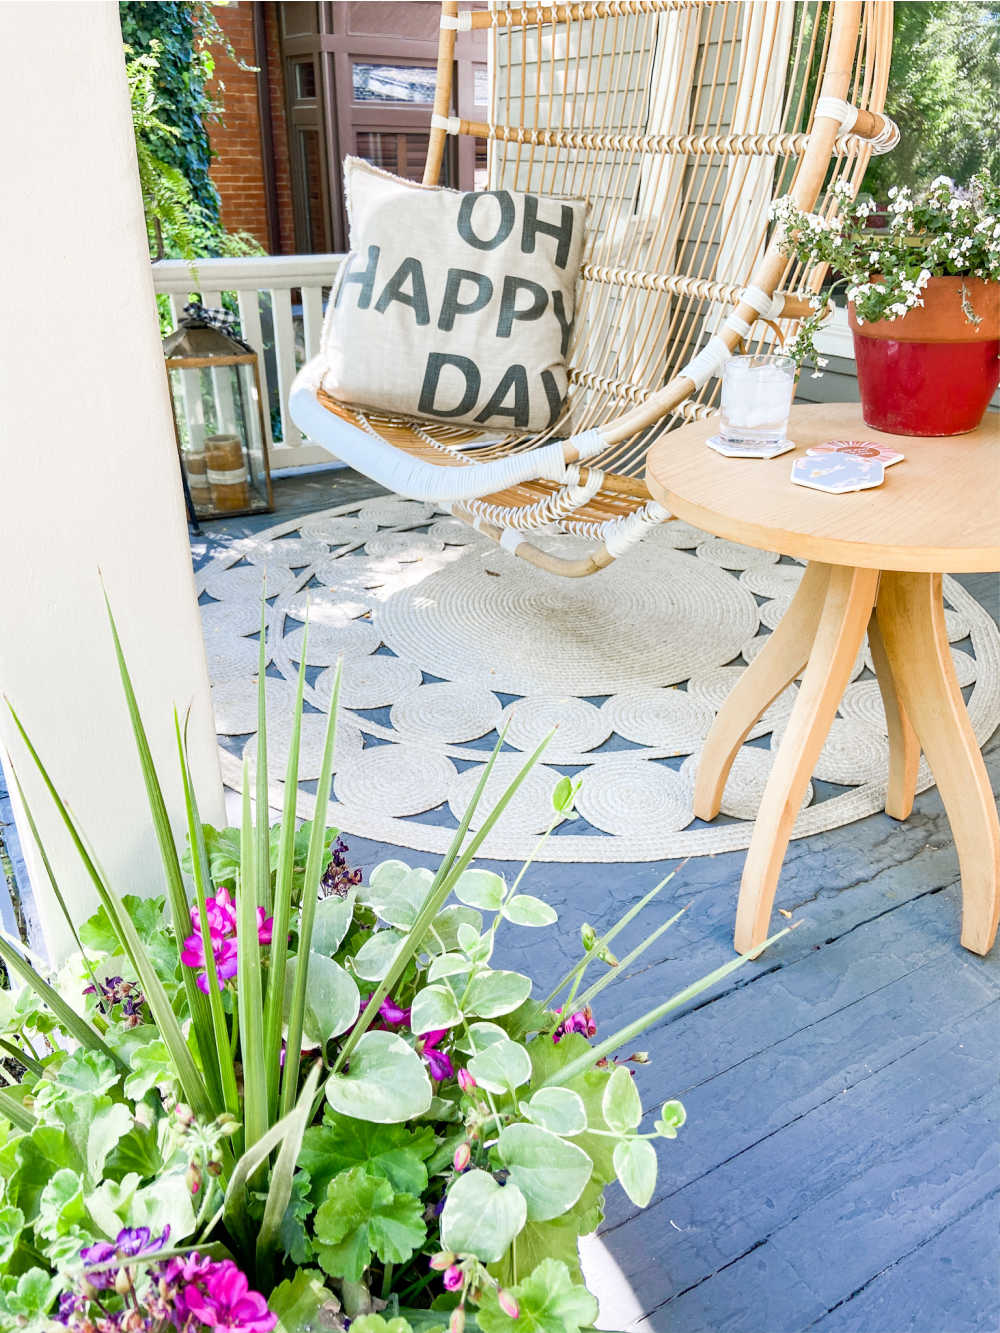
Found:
[319,158,587,433]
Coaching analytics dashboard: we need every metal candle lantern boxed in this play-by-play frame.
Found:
[163,303,274,520]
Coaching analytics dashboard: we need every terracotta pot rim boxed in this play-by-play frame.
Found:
[848,275,1000,343]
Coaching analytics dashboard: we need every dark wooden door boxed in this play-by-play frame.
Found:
[279,2,487,252]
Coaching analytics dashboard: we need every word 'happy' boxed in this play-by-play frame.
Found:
[336,190,579,428]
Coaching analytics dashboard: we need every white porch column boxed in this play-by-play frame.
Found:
[0,2,225,958]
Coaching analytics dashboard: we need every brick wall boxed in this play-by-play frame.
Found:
[205,2,294,254]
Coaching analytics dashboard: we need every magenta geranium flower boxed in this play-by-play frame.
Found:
[190,887,238,938]
[177,1259,276,1333]
[182,888,273,993]
[418,1028,454,1081]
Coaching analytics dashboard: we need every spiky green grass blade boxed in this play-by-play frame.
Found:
[0,1087,35,1133]
[239,763,267,1152]
[255,593,271,916]
[5,702,211,1118]
[280,660,341,1116]
[545,927,794,1088]
[175,712,241,1120]
[0,933,118,1066]
[103,594,223,1111]
[256,1060,321,1285]
[263,625,309,1120]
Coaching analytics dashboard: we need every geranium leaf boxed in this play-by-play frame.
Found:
[523,1088,587,1137]
[501,894,557,927]
[477,1257,599,1333]
[453,868,505,911]
[86,1103,134,1183]
[496,1124,593,1221]
[613,1137,658,1208]
[315,1167,425,1282]
[325,1031,432,1123]
[35,1171,86,1245]
[465,970,532,1019]
[284,953,360,1044]
[353,929,405,982]
[602,1065,642,1134]
[0,1207,25,1268]
[439,1167,527,1263]
[466,1038,532,1095]
[410,984,463,1034]
[51,1050,120,1096]
[300,1111,435,1204]
[268,1268,337,1333]
[122,1040,173,1101]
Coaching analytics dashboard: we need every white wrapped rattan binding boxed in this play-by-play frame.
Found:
[815,96,860,133]
[868,115,901,155]
[724,314,753,340]
[500,528,524,552]
[602,501,672,558]
[440,10,473,29]
[565,467,604,507]
[431,114,462,135]
[741,285,786,320]
[680,334,731,390]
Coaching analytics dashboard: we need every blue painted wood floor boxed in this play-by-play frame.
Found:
[4,464,993,1332]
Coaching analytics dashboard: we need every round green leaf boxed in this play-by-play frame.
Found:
[440,1167,527,1263]
[325,1031,432,1123]
[465,969,532,1019]
[362,865,434,929]
[655,1099,687,1139]
[353,929,405,981]
[602,1065,643,1133]
[453,868,505,911]
[284,953,361,1044]
[455,1021,507,1056]
[496,1123,593,1220]
[457,923,492,964]
[466,1038,532,1094]
[613,1137,658,1208]
[501,894,558,927]
[311,890,357,956]
[428,905,483,953]
[410,984,463,1034]
[552,775,575,813]
[427,953,468,981]
[524,1087,588,1137]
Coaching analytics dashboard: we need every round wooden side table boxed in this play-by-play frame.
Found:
[645,402,1000,956]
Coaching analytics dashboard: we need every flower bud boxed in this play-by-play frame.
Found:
[450,1307,466,1333]
[453,1142,471,1172]
[114,1268,133,1297]
[457,1067,477,1093]
[580,922,597,951]
[174,1103,194,1129]
[207,1160,222,1176]
[497,1289,520,1319]
[428,1251,455,1271]
[186,1163,202,1195]
[628,1051,650,1064]
[443,1264,464,1292]
[80,1279,98,1301]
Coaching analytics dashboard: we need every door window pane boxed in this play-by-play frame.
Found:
[297,129,327,251]
[356,131,430,182]
[293,61,317,100]
[351,62,436,103]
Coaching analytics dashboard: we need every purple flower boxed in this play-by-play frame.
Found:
[443,1264,464,1292]
[116,1224,169,1258]
[320,837,363,898]
[190,888,238,939]
[256,907,274,946]
[553,1004,596,1044]
[54,1291,81,1324]
[379,995,411,1026]
[419,1029,455,1082]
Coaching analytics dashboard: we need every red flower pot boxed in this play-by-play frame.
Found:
[849,276,999,436]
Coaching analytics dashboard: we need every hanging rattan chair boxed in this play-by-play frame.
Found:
[290,0,897,578]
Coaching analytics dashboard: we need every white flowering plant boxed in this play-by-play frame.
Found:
[770,171,1000,371]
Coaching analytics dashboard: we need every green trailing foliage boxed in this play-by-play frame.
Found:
[0,600,790,1330]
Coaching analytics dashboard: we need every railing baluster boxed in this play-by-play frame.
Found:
[199,288,238,437]
[302,284,325,361]
[270,287,301,448]
[236,288,273,452]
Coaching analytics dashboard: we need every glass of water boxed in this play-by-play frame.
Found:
[720,354,796,449]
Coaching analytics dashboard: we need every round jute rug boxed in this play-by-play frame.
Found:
[196,499,1000,863]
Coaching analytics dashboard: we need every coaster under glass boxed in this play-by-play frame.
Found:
[706,434,795,460]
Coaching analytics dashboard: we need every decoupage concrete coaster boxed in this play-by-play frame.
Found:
[706,434,796,459]
[791,453,886,494]
[806,439,904,466]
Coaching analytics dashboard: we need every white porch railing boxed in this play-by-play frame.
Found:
[152,253,345,470]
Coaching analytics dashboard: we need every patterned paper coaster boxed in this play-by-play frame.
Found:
[806,439,904,466]
[791,453,886,494]
[706,434,795,460]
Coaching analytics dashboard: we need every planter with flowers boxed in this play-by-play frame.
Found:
[773,173,1000,435]
[0,606,785,1333]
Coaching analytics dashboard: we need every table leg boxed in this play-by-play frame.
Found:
[734,564,880,954]
[694,561,832,820]
[867,612,920,820]
[875,572,1000,956]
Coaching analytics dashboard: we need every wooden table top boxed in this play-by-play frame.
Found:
[645,402,999,572]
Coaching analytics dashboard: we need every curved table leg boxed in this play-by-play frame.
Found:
[734,564,880,955]
[867,612,920,820]
[875,572,1000,956]
[694,561,832,820]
